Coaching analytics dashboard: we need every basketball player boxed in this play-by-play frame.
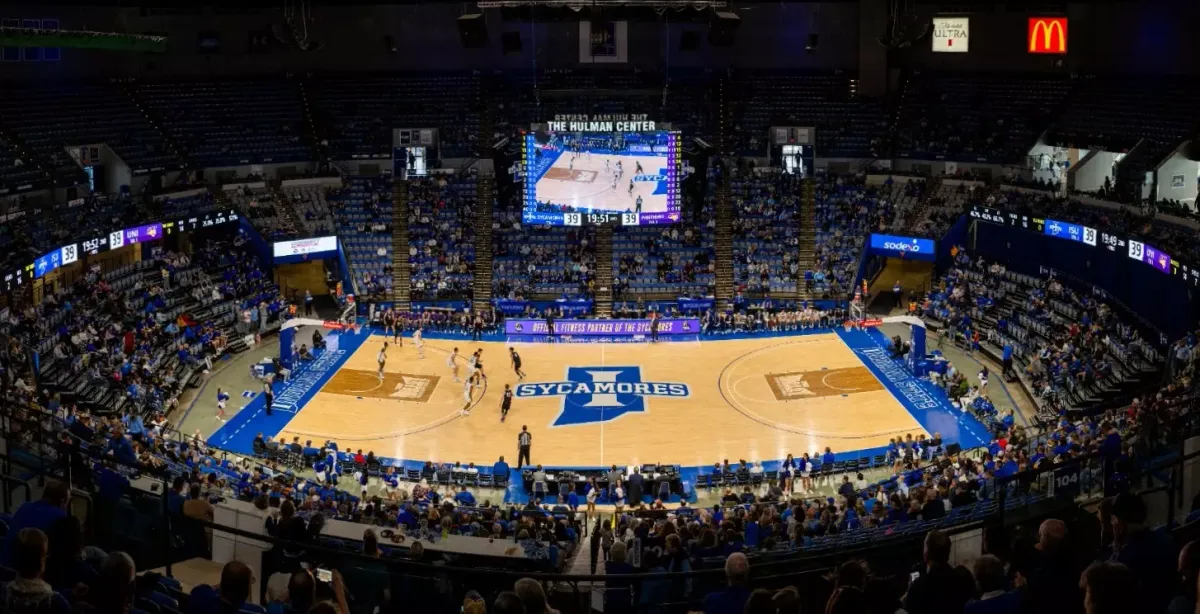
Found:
[500,383,514,422]
[461,372,478,416]
[392,310,402,345]
[509,347,526,380]
[447,347,461,382]
[413,326,425,359]
[635,160,644,175]
[383,309,395,339]
[472,349,487,380]
[377,342,388,380]
[216,388,229,421]
[628,179,635,196]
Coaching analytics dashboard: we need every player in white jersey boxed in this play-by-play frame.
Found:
[413,327,425,359]
[447,347,461,382]
[377,342,388,380]
[461,373,478,416]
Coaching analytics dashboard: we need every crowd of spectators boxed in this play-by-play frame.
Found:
[808,177,899,298]
[729,171,801,297]
[329,177,393,301]
[920,249,1163,422]
[613,207,715,299]
[407,175,476,301]
[492,200,597,299]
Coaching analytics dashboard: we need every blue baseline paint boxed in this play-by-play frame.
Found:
[837,327,990,452]
[208,330,371,455]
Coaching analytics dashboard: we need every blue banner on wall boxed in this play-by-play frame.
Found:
[868,234,937,261]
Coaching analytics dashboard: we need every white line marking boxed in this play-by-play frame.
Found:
[599,343,605,467]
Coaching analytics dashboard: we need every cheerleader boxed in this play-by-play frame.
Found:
[585,477,599,517]
[383,466,400,501]
[799,452,813,492]
[781,453,796,494]
[215,388,229,421]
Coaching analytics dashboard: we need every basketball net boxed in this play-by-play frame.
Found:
[337,303,360,334]
[848,298,866,329]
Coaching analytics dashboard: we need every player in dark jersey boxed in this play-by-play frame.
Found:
[383,310,395,338]
[501,384,514,422]
[635,161,644,175]
[509,347,526,380]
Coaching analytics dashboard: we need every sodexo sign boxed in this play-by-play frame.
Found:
[869,234,937,261]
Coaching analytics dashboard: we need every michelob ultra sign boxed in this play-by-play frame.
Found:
[931,17,969,52]
[1028,17,1068,54]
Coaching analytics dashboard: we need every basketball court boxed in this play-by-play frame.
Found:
[211,328,988,469]
[533,149,670,214]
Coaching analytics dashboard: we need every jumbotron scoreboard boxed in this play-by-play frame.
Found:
[522,115,682,227]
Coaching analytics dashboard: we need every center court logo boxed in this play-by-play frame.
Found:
[514,366,689,426]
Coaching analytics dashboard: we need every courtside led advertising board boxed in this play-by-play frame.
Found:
[1028,17,1068,54]
[931,17,969,52]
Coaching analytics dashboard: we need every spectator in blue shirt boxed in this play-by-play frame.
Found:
[0,481,69,566]
[168,476,187,515]
[454,485,476,507]
[188,560,252,614]
[702,553,751,614]
[492,456,510,480]
[822,447,835,469]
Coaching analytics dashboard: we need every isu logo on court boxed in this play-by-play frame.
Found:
[514,366,689,427]
[1028,17,1067,54]
[766,367,884,401]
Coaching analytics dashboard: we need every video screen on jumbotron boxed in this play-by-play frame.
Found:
[522,130,682,226]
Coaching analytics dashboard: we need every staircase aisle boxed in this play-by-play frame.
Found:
[120,81,192,169]
[472,87,495,312]
[473,177,495,310]
[296,78,324,163]
[594,225,614,317]
[713,77,734,311]
[392,181,412,310]
[796,178,818,301]
[268,183,303,237]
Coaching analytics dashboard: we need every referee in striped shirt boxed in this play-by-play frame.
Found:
[517,426,532,467]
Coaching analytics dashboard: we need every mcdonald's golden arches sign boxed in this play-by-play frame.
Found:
[1028,17,1068,54]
